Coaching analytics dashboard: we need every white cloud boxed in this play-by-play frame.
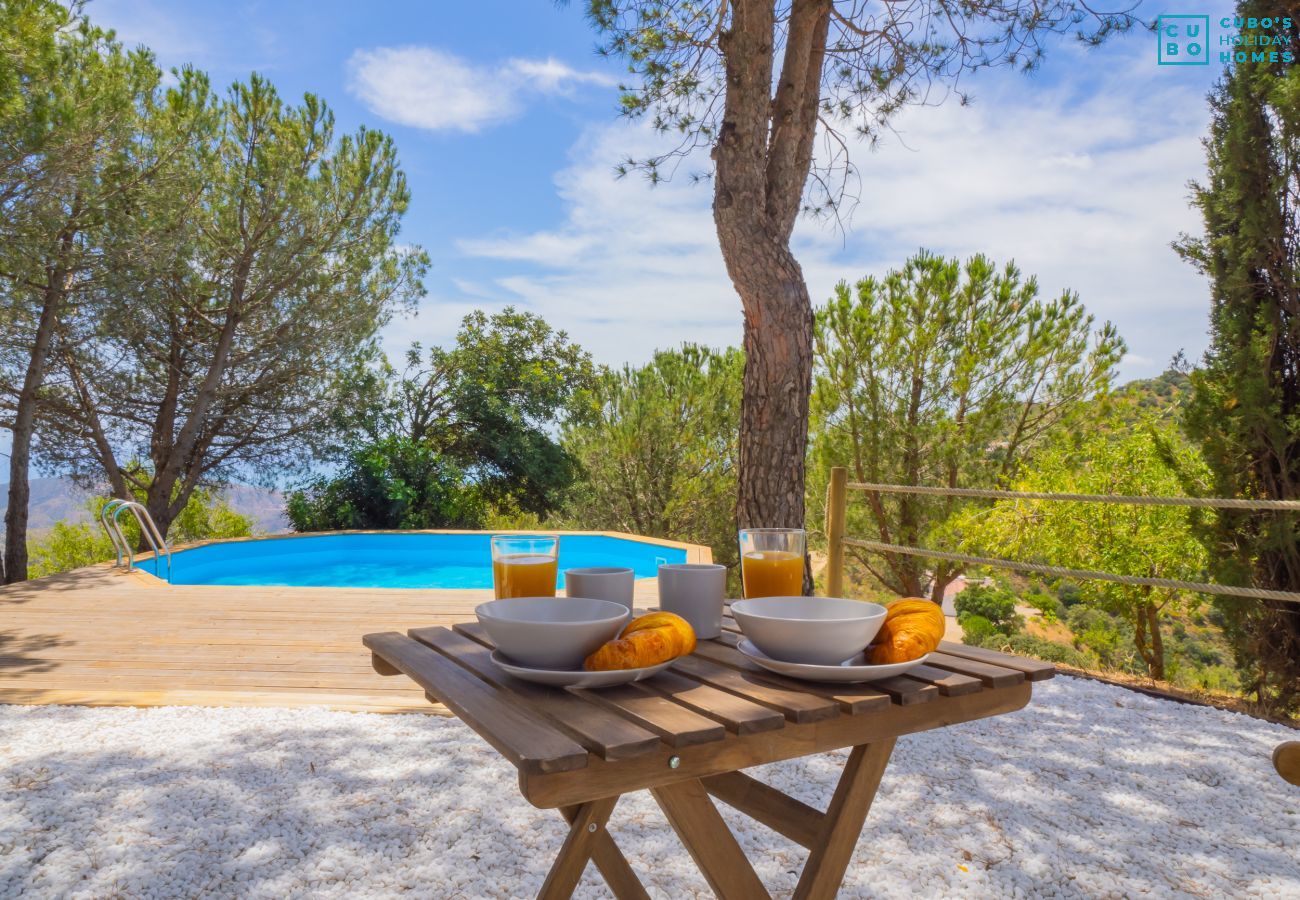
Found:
[506,57,619,93]
[347,48,517,133]
[347,47,616,133]
[403,42,1217,381]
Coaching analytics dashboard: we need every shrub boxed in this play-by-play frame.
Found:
[28,489,253,578]
[1066,605,1132,670]
[1024,585,1066,623]
[27,521,117,578]
[954,584,1022,633]
[959,614,999,645]
[1057,581,1085,608]
[979,632,1095,668]
[287,437,485,531]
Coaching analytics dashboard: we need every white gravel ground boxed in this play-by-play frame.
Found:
[0,676,1296,899]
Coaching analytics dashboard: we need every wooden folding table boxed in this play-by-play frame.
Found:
[364,607,1054,899]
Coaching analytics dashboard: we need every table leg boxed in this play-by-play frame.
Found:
[650,778,771,900]
[539,795,620,900]
[559,803,650,900]
[793,737,897,900]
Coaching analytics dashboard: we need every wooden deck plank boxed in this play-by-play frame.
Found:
[0,563,496,711]
[0,561,1042,716]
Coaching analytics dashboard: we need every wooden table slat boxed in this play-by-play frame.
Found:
[451,621,729,748]
[860,675,939,705]
[449,621,733,749]
[902,664,984,697]
[362,632,588,775]
[639,669,785,735]
[670,653,848,721]
[702,637,894,712]
[408,626,662,761]
[925,652,1026,689]
[936,641,1056,680]
[575,683,729,748]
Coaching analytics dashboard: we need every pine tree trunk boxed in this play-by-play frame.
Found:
[710,0,832,593]
[733,248,813,533]
[716,228,815,591]
[3,279,63,584]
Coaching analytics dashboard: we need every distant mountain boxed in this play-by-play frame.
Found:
[0,476,289,534]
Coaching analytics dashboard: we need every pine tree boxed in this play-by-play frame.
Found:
[1177,5,1300,713]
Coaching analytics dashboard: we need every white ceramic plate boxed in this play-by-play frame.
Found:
[736,638,930,683]
[490,650,675,688]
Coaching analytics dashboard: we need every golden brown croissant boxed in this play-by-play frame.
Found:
[584,612,696,671]
[870,598,945,664]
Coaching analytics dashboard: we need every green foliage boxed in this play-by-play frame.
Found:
[564,344,743,568]
[480,501,549,533]
[286,437,485,532]
[1066,606,1134,672]
[958,614,999,645]
[1023,582,1065,623]
[1107,369,1193,425]
[0,2,165,580]
[1175,4,1300,715]
[989,633,1096,669]
[28,489,253,578]
[954,584,1023,634]
[811,250,1123,599]
[958,418,1211,680]
[35,62,426,539]
[1057,581,1085,608]
[383,308,597,516]
[169,489,255,544]
[300,308,596,532]
[26,522,115,580]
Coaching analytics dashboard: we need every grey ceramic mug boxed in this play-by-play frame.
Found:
[565,566,635,611]
[658,563,726,639]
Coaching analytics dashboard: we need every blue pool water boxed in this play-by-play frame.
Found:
[158,533,687,589]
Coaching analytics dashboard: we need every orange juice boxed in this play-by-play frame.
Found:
[492,554,558,599]
[741,550,804,598]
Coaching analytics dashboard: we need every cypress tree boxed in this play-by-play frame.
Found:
[1177,4,1300,713]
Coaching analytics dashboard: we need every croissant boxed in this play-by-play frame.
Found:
[870,598,945,664]
[584,612,696,671]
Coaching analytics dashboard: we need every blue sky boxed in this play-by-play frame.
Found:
[86,0,1234,381]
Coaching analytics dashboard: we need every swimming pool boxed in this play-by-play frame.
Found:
[157,532,690,589]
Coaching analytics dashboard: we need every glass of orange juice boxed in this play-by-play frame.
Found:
[491,534,560,599]
[739,528,806,598]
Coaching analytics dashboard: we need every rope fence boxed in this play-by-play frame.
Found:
[823,468,1300,604]
[841,538,1300,604]
[847,482,1300,511]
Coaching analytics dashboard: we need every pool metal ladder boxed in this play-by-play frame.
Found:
[99,499,171,583]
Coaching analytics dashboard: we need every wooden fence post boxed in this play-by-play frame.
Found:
[826,467,848,597]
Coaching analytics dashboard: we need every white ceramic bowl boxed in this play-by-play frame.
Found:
[475,596,630,670]
[730,596,887,665]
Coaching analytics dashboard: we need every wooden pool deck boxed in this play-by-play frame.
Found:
[0,564,669,714]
